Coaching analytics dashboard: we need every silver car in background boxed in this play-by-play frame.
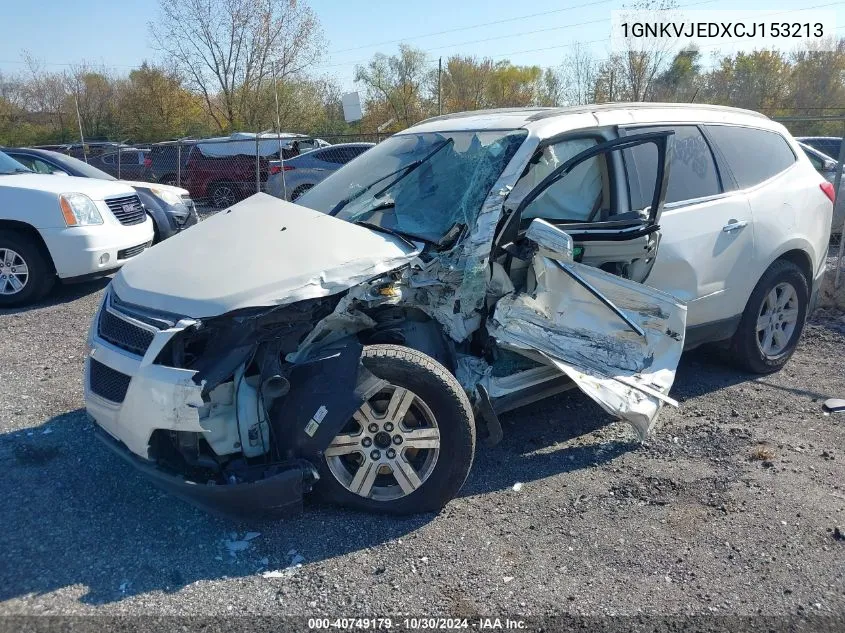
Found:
[798,141,844,233]
[266,142,375,201]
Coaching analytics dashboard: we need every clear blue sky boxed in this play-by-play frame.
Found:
[0,0,841,91]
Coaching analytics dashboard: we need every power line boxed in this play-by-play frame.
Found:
[315,0,844,70]
[326,0,615,54]
[2,1,842,75]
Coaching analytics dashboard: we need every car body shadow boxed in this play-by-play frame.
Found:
[0,402,630,606]
[0,277,109,316]
[0,346,756,606]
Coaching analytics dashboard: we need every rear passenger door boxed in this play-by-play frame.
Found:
[702,124,819,309]
[623,124,754,332]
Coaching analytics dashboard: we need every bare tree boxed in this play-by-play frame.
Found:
[67,63,119,139]
[612,0,679,101]
[560,42,599,105]
[537,68,565,107]
[150,0,324,132]
[19,53,70,139]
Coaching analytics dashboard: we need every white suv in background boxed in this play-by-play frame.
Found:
[0,149,154,306]
[84,103,832,518]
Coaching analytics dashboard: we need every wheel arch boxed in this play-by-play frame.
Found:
[0,220,56,273]
[359,307,456,372]
[768,247,814,293]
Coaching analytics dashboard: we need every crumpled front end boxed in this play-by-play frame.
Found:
[84,287,389,518]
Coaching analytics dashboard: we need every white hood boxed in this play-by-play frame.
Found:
[0,173,136,200]
[111,193,420,318]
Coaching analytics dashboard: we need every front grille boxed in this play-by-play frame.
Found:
[89,358,131,403]
[98,308,155,356]
[117,242,150,260]
[104,194,146,226]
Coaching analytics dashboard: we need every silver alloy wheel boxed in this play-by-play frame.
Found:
[0,248,29,295]
[325,385,441,501]
[756,281,799,358]
[212,184,236,208]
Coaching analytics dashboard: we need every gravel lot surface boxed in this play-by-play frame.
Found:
[1,264,844,620]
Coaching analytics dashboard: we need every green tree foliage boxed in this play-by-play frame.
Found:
[355,44,435,131]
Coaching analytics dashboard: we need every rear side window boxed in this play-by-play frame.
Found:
[624,125,721,208]
[704,125,796,189]
[317,147,366,164]
[802,148,825,172]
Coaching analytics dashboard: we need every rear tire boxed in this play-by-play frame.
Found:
[728,259,808,374]
[315,345,475,515]
[0,230,54,307]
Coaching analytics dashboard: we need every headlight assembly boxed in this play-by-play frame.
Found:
[150,187,187,210]
[59,193,103,226]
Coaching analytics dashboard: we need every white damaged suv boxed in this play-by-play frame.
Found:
[84,104,832,518]
[0,149,154,306]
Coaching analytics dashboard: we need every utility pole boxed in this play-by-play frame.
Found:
[272,60,287,200]
[438,57,442,115]
[74,94,87,164]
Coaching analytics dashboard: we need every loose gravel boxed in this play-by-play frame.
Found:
[1,274,844,619]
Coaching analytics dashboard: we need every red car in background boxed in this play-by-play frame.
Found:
[185,134,328,207]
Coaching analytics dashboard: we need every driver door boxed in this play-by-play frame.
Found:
[488,132,687,439]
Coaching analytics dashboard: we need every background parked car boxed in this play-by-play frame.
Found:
[63,142,131,160]
[185,133,330,206]
[0,149,153,306]
[4,147,198,243]
[797,136,843,160]
[86,149,152,180]
[184,147,268,208]
[150,140,196,187]
[799,141,844,233]
[266,142,375,201]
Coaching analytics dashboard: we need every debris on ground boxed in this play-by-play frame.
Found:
[223,532,261,555]
[749,445,776,461]
[512,482,524,492]
[261,550,305,579]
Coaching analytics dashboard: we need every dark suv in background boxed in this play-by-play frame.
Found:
[150,140,197,187]
[797,136,842,160]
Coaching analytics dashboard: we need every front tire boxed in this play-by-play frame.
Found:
[0,231,54,307]
[729,259,808,374]
[209,181,239,208]
[315,345,475,515]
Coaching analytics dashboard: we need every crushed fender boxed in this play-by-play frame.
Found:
[489,256,686,440]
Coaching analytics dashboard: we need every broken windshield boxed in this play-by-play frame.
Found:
[296,130,527,244]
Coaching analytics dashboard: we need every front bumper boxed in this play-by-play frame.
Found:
[84,293,367,518]
[85,319,311,519]
[40,215,154,280]
[95,427,308,519]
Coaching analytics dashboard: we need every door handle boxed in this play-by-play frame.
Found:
[722,220,748,233]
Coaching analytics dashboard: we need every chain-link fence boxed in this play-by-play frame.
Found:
[16,122,845,290]
[26,132,383,207]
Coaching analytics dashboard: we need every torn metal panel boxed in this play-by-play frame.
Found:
[111,194,421,318]
[489,256,686,440]
[455,354,492,395]
[407,188,513,342]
